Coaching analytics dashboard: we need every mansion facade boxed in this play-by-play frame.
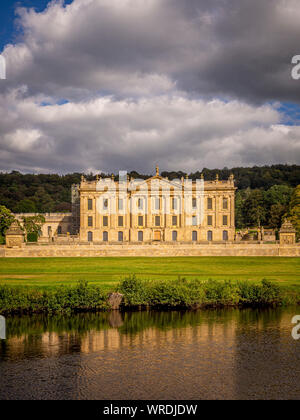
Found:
[15,167,236,244]
[78,167,236,243]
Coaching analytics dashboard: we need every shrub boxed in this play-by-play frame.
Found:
[117,277,283,309]
[238,279,281,306]
[0,280,108,315]
[117,275,147,306]
[27,232,38,242]
[203,279,241,306]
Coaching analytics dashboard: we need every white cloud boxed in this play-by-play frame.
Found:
[0,90,298,173]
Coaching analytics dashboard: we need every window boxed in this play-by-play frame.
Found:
[138,231,143,242]
[223,197,228,210]
[223,215,228,226]
[192,215,197,226]
[207,197,213,210]
[88,216,93,227]
[192,198,197,209]
[138,198,143,210]
[118,198,123,211]
[118,216,123,227]
[155,216,160,227]
[155,197,160,210]
[103,216,108,227]
[207,230,213,241]
[103,231,108,242]
[57,226,62,235]
[88,198,93,210]
[223,230,228,241]
[172,215,177,226]
[192,231,197,241]
[48,226,51,236]
[88,231,93,242]
[172,197,177,210]
[172,231,178,241]
[138,215,143,226]
[103,198,108,210]
[118,231,123,242]
[207,215,213,226]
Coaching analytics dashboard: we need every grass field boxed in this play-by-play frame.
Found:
[0,257,299,293]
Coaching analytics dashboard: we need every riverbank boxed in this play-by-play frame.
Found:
[0,277,298,315]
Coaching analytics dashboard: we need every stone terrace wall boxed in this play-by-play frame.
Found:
[1,243,299,257]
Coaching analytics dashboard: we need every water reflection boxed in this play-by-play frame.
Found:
[0,308,300,399]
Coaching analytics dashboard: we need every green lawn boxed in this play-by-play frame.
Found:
[0,257,299,293]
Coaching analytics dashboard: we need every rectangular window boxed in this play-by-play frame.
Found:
[172,215,177,226]
[207,197,213,210]
[155,197,160,210]
[155,216,160,227]
[138,198,143,210]
[223,198,228,210]
[103,216,108,227]
[103,198,108,210]
[138,231,143,242]
[223,215,228,226]
[118,198,123,210]
[192,198,197,209]
[207,215,213,226]
[88,198,93,210]
[138,215,143,226]
[118,216,124,227]
[192,215,197,226]
[88,216,93,227]
[172,197,177,210]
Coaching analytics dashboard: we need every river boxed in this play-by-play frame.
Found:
[0,307,300,399]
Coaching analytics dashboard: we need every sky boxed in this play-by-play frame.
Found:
[0,0,300,175]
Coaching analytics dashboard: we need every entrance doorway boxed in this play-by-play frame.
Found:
[154,230,161,241]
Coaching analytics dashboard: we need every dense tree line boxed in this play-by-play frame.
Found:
[0,165,299,231]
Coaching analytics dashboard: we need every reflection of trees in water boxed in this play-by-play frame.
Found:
[1,308,292,363]
[5,309,239,338]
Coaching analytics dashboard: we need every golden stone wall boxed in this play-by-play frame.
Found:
[2,243,300,257]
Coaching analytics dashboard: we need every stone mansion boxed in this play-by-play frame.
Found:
[16,166,236,244]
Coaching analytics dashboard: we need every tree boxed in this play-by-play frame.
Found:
[265,184,293,207]
[286,185,300,240]
[14,198,37,213]
[22,214,46,240]
[264,185,294,228]
[235,190,246,229]
[0,205,15,243]
[268,203,286,229]
[242,190,266,227]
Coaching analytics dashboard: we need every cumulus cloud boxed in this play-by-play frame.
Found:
[0,0,300,173]
[0,90,299,173]
[2,0,300,102]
